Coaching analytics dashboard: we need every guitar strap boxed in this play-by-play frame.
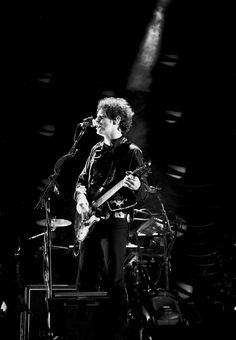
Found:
[103,138,131,182]
[95,137,129,198]
[95,158,117,198]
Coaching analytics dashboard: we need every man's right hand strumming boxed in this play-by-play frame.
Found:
[76,193,89,219]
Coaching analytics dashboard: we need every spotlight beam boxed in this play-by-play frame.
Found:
[127,0,171,92]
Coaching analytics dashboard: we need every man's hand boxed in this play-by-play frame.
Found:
[76,193,89,218]
[123,174,141,191]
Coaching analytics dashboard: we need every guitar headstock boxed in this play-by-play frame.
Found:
[131,160,152,178]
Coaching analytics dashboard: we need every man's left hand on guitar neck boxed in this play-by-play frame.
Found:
[123,174,141,191]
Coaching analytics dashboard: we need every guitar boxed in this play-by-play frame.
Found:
[74,160,152,249]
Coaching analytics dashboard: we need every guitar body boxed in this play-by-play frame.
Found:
[75,212,100,243]
[75,206,111,243]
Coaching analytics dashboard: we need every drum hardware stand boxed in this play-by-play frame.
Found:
[152,188,183,325]
[34,122,91,339]
[28,232,46,240]
[131,232,156,293]
[155,193,172,291]
[126,189,182,337]
[134,187,176,292]
[145,186,176,291]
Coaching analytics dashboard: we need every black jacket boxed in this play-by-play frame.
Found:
[74,136,149,213]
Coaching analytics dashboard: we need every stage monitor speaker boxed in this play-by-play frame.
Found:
[20,285,110,340]
[20,284,76,340]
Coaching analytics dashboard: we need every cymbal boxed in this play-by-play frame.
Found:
[137,216,164,235]
[126,242,138,249]
[131,250,164,258]
[36,218,72,228]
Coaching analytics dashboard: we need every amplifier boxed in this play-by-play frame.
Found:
[20,285,110,340]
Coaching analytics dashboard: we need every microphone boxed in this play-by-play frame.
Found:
[79,116,96,128]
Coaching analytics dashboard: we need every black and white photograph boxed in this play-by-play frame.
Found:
[0,1,235,339]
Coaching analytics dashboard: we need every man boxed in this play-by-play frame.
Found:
[74,96,149,339]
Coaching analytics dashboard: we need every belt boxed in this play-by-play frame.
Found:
[114,211,131,222]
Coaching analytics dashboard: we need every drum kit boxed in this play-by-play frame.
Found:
[126,211,177,290]
[125,209,185,335]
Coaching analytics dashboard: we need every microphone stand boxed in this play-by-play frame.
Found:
[34,124,89,338]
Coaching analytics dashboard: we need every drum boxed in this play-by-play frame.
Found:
[136,234,165,257]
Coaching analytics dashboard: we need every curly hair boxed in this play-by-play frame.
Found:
[97,97,135,133]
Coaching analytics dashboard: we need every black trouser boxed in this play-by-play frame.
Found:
[76,214,129,339]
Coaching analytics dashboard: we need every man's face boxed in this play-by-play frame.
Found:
[95,108,117,137]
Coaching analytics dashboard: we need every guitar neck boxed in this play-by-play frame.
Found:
[95,179,124,208]
[92,161,151,209]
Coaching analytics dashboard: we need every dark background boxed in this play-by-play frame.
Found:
[0,0,235,335]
